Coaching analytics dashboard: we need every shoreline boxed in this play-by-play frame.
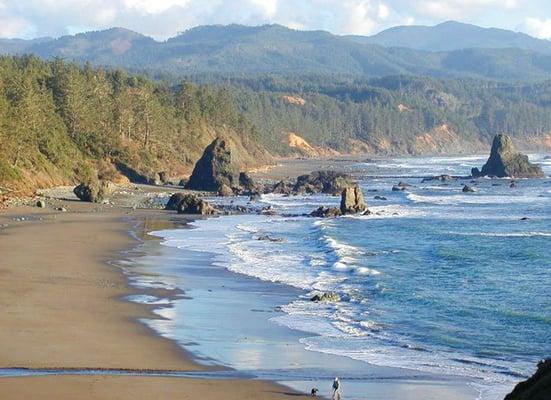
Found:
[0,199,311,399]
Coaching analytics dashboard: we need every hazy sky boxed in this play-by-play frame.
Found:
[1,0,551,40]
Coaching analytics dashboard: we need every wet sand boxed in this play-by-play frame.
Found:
[0,200,309,399]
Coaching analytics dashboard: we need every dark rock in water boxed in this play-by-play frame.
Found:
[505,359,551,400]
[173,194,215,215]
[238,172,260,194]
[472,134,544,178]
[310,292,340,302]
[340,186,368,215]
[269,180,293,195]
[185,138,240,192]
[392,185,406,191]
[544,155,551,160]
[249,193,261,202]
[256,235,285,243]
[74,180,114,203]
[374,195,387,200]
[293,170,354,195]
[510,181,518,188]
[462,185,475,193]
[520,217,529,221]
[422,174,454,183]
[310,206,341,218]
[218,184,234,197]
[36,200,46,208]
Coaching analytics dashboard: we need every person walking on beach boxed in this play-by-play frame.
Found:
[332,377,341,400]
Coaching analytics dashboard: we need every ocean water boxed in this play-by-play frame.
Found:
[148,155,551,399]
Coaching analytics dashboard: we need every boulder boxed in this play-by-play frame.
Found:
[293,171,355,195]
[174,194,215,215]
[472,134,544,178]
[462,185,475,193]
[310,206,341,218]
[185,138,240,192]
[505,359,551,400]
[166,193,187,210]
[73,180,115,203]
[218,184,234,197]
[340,186,368,215]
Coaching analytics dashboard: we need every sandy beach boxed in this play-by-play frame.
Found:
[0,197,310,399]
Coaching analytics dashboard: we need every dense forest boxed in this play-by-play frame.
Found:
[210,74,551,155]
[0,55,268,195]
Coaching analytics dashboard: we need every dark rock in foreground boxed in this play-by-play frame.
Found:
[472,134,544,178]
[340,186,368,214]
[74,180,114,203]
[505,359,551,400]
[462,185,475,193]
[166,193,215,215]
[310,206,341,218]
[185,138,240,192]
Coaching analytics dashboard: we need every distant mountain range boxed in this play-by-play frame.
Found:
[2,22,551,81]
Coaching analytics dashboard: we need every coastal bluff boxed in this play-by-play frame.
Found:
[472,134,544,178]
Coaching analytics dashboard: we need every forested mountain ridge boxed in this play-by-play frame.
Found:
[3,24,551,82]
[0,56,270,198]
[349,21,551,53]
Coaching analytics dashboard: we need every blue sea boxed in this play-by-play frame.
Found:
[137,155,550,399]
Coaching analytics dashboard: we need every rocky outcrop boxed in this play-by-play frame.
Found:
[422,174,454,183]
[185,138,240,192]
[340,187,368,214]
[472,134,545,178]
[166,193,214,215]
[73,180,115,203]
[238,172,260,195]
[293,171,355,195]
[505,359,551,400]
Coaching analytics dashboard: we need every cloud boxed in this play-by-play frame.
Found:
[0,0,536,40]
[524,17,551,39]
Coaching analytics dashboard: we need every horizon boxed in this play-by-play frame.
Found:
[1,0,551,41]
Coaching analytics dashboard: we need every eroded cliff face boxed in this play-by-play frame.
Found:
[505,359,551,400]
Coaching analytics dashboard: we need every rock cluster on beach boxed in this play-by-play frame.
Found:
[184,137,259,196]
[505,359,551,400]
[267,170,355,196]
[471,134,544,178]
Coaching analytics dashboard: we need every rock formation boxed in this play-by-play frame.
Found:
[73,180,115,203]
[462,184,475,193]
[185,138,240,192]
[505,359,551,400]
[340,186,368,214]
[310,206,341,218]
[472,134,544,178]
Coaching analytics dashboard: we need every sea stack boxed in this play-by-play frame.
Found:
[185,138,240,192]
[471,134,544,178]
[340,186,368,215]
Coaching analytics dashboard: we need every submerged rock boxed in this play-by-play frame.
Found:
[310,206,341,218]
[471,134,544,178]
[185,138,240,192]
[310,292,340,302]
[340,186,368,215]
[462,184,475,193]
[505,359,551,400]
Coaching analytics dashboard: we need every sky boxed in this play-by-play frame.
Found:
[1,0,551,40]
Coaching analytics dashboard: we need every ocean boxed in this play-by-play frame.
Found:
[136,155,550,399]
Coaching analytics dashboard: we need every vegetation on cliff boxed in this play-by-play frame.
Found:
[0,55,269,196]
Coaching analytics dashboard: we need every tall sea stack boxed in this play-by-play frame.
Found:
[472,134,544,178]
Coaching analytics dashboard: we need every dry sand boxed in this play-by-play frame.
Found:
[0,200,309,399]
